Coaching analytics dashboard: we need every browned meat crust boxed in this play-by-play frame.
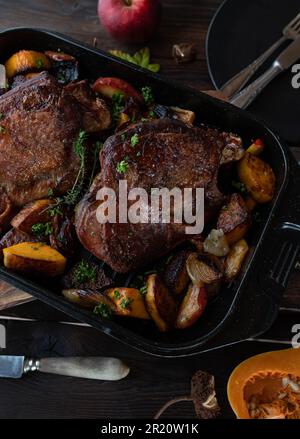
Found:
[76,118,239,273]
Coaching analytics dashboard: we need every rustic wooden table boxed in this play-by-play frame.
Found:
[0,0,299,419]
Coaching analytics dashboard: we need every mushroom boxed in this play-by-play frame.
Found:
[154,370,220,419]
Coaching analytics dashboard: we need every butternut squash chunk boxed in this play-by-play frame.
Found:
[106,287,150,320]
[5,50,51,79]
[3,242,66,277]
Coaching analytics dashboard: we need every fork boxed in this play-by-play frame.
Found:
[220,12,300,98]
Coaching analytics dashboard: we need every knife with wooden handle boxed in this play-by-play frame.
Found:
[0,356,130,380]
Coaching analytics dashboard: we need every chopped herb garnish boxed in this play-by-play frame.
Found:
[139,285,147,296]
[131,115,136,123]
[0,126,6,133]
[93,303,112,319]
[114,289,121,300]
[116,159,129,174]
[120,297,134,309]
[148,110,155,118]
[232,180,248,194]
[130,133,139,147]
[74,260,97,284]
[31,222,53,237]
[141,117,148,122]
[36,58,44,68]
[141,86,154,106]
[136,151,141,157]
[47,130,87,216]
[0,113,4,120]
[111,92,125,123]
[48,188,54,198]
[121,133,127,142]
[253,211,262,223]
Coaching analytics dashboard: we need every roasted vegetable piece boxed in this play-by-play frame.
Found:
[163,250,191,295]
[203,229,229,257]
[238,152,275,203]
[170,106,195,125]
[11,199,53,234]
[176,283,207,329]
[44,51,76,62]
[186,253,223,286]
[62,289,115,310]
[217,193,251,245]
[106,287,150,319]
[244,196,257,212]
[146,274,177,331]
[224,239,249,282]
[49,214,78,258]
[5,50,51,78]
[246,138,264,155]
[3,242,66,277]
[227,348,300,419]
[0,228,39,262]
[92,77,143,103]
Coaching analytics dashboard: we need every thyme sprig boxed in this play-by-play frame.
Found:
[47,130,88,216]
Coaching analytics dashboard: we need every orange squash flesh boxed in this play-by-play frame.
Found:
[227,348,300,419]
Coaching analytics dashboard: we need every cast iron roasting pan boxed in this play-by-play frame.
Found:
[0,28,299,357]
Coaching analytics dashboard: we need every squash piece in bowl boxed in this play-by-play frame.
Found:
[3,242,66,277]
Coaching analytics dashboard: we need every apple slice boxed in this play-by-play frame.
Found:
[92,77,143,103]
[176,283,207,329]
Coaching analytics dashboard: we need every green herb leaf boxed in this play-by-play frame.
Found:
[74,260,97,284]
[111,92,125,123]
[36,58,44,68]
[114,289,121,300]
[130,133,139,147]
[139,285,147,296]
[231,180,248,195]
[31,222,53,237]
[116,159,129,174]
[0,113,4,120]
[141,86,154,106]
[0,125,6,134]
[93,303,112,319]
[120,297,134,309]
[48,188,54,198]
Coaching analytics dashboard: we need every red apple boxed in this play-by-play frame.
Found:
[98,0,162,43]
[93,77,143,103]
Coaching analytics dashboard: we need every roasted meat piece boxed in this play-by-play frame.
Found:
[76,118,243,273]
[0,73,111,231]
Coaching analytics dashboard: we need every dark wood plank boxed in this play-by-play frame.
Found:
[0,0,299,420]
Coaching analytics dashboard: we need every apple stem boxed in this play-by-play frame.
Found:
[154,396,193,419]
[124,0,132,6]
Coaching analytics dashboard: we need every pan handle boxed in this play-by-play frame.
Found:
[258,155,300,300]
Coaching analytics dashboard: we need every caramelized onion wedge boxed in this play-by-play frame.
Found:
[224,239,249,282]
[186,253,223,286]
[176,283,207,329]
[62,289,115,310]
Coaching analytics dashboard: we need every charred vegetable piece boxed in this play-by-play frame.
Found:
[62,288,115,310]
[50,59,79,85]
[238,153,275,204]
[44,51,75,62]
[220,134,244,165]
[247,138,264,155]
[3,242,66,277]
[5,50,51,78]
[203,229,229,257]
[176,283,207,329]
[49,215,78,258]
[186,253,223,286]
[191,371,221,418]
[106,287,150,319]
[62,260,113,291]
[170,106,195,125]
[146,274,177,332]
[217,193,251,245]
[163,250,191,295]
[224,239,249,282]
[11,199,54,234]
[93,77,143,104]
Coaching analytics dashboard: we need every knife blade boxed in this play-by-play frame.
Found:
[0,356,130,380]
[231,36,300,108]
